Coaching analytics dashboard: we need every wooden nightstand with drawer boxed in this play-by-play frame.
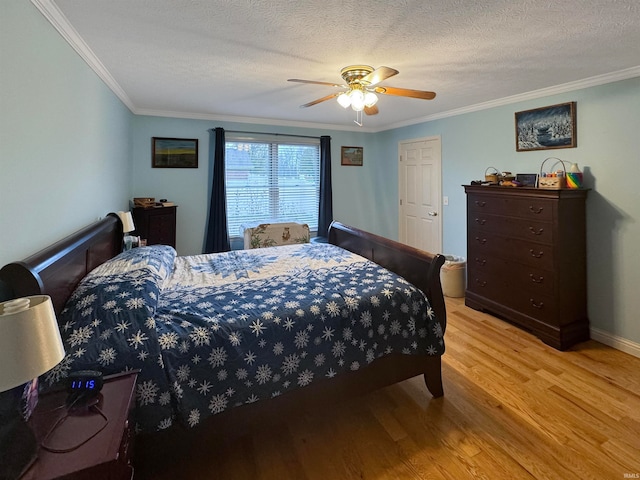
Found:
[132,206,177,248]
[23,371,138,480]
[464,185,589,350]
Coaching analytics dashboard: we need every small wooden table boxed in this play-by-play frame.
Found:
[23,371,138,480]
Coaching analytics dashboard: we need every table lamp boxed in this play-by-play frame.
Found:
[117,211,136,250]
[0,295,65,479]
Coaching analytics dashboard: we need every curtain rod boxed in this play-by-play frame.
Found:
[218,129,326,140]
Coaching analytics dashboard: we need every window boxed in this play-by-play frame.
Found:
[225,135,320,237]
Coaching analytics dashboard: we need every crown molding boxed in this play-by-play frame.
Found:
[32,0,640,133]
[30,0,136,112]
[133,108,372,133]
[381,66,640,132]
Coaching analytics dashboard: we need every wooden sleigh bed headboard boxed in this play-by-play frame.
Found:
[0,214,122,315]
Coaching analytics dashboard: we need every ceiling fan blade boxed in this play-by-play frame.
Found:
[374,86,436,100]
[360,66,399,86]
[364,105,379,116]
[300,93,340,108]
[288,79,346,88]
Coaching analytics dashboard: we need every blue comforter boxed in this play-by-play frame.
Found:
[46,243,444,433]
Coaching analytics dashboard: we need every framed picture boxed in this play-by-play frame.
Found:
[516,173,538,187]
[152,137,198,168]
[341,146,363,166]
[515,102,576,152]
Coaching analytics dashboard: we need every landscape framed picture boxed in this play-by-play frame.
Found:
[341,146,363,166]
[152,137,199,168]
[515,102,576,152]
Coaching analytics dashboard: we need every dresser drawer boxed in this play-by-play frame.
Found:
[467,193,555,222]
[467,264,557,322]
[502,290,558,323]
[466,267,509,303]
[468,229,555,270]
[469,212,553,244]
[467,255,554,297]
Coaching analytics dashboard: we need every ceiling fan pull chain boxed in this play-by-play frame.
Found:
[354,109,363,127]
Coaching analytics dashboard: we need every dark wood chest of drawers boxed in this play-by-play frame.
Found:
[132,206,177,248]
[464,185,589,350]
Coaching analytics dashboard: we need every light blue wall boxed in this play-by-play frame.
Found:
[0,0,133,268]
[4,0,639,347]
[377,77,640,345]
[132,78,640,346]
[131,116,384,255]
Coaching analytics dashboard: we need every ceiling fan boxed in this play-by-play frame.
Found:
[288,65,436,123]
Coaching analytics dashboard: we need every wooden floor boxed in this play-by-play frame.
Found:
[135,297,640,479]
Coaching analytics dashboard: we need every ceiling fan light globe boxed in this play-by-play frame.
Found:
[364,91,378,107]
[350,89,365,111]
[337,92,351,108]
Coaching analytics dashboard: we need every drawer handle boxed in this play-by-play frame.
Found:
[529,206,544,214]
[475,237,487,245]
[529,227,544,235]
[475,258,486,266]
[529,274,544,283]
[475,200,486,207]
[529,249,544,258]
[475,218,486,225]
[530,299,544,309]
[475,279,487,287]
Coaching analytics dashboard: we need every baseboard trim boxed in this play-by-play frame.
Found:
[590,328,640,358]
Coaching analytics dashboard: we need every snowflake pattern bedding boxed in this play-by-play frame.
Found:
[46,243,445,433]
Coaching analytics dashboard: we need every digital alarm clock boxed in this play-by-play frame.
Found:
[66,370,104,405]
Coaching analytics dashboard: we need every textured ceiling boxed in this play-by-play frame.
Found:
[37,0,640,131]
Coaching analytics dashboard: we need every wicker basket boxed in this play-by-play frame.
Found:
[134,197,155,208]
[538,158,566,189]
[484,167,501,184]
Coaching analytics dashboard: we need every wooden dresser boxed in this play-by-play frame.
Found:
[132,206,177,248]
[463,185,589,350]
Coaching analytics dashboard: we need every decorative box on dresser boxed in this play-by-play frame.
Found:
[132,206,177,248]
[463,185,589,350]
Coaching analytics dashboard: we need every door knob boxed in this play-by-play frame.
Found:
[428,211,438,216]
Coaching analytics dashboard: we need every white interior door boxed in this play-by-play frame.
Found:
[398,136,442,254]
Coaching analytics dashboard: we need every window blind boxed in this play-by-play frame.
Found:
[225,138,320,237]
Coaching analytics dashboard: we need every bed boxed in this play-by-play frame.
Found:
[0,214,446,443]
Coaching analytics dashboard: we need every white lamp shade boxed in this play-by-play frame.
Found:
[117,211,136,233]
[0,295,65,392]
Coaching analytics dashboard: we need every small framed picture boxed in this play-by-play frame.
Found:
[152,137,198,168]
[341,146,363,166]
[515,102,576,152]
[516,173,538,187]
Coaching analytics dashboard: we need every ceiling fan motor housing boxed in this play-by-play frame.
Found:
[340,65,374,85]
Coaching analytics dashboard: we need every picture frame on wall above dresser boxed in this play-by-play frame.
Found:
[152,137,198,168]
[515,102,576,152]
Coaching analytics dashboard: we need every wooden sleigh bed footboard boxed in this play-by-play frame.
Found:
[0,216,446,454]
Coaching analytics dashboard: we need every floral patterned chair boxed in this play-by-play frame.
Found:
[243,222,310,249]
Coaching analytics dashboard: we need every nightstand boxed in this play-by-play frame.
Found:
[23,371,138,480]
[131,206,177,248]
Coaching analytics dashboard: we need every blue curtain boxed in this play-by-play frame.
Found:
[317,135,333,238]
[204,128,230,253]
